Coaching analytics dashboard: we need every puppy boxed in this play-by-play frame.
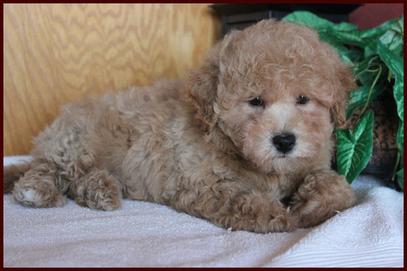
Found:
[4,19,357,233]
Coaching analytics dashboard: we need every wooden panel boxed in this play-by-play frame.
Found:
[4,4,220,155]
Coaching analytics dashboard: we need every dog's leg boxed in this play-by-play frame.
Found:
[12,162,67,208]
[289,170,356,228]
[174,180,297,233]
[67,169,122,211]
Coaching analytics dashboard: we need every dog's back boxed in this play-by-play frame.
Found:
[3,79,193,206]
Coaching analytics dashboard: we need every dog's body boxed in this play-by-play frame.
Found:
[4,20,357,233]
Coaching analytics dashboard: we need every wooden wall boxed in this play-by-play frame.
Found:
[4,4,220,155]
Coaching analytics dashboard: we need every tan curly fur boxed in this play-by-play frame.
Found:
[4,20,357,233]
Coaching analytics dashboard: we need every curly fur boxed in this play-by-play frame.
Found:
[4,20,357,233]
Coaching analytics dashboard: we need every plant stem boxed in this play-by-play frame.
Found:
[354,56,378,78]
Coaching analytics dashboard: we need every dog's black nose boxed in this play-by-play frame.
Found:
[272,133,296,154]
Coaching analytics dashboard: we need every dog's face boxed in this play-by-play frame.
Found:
[189,20,355,174]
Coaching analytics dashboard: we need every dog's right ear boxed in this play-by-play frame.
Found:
[188,31,240,132]
[330,63,357,128]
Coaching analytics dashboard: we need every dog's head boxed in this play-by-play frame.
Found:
[188,20,356,174]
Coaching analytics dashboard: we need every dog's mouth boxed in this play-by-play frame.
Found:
[275,154,287,159]
[274,149,296,159]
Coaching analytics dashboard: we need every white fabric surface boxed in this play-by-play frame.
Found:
[3,156,404,267]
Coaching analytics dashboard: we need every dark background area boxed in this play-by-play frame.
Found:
[212,4,403,36]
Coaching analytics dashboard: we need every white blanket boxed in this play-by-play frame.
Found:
[3,156,404,267]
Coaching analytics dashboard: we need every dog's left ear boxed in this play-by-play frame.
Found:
[330,64,357,128]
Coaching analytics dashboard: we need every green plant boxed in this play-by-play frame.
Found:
[283,12,404,190]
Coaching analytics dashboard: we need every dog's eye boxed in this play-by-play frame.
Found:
[296,95,309,105]
[248,97,264,107]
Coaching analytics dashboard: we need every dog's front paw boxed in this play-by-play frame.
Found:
[289,171,356,228]
[268,210,300,232]
[87,180,122,211]
[71,170,122,211]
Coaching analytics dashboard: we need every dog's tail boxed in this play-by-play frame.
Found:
[3,162,32,193]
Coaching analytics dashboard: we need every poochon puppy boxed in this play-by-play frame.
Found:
[4,19,357,233]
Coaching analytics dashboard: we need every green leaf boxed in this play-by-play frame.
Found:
[360,18,403,41]
[393,80,404,122]
[336,111,374,183]
[352,56,381,85]
[375,42,404,123]
[283,11,336,30]
[347,57,386,118]
[346,83,384,118]
[379,28,403,56]
[376,42,403,79]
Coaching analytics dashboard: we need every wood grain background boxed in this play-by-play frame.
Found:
[4,4,220,155]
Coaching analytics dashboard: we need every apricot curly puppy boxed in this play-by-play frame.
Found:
[4,20,357,233]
